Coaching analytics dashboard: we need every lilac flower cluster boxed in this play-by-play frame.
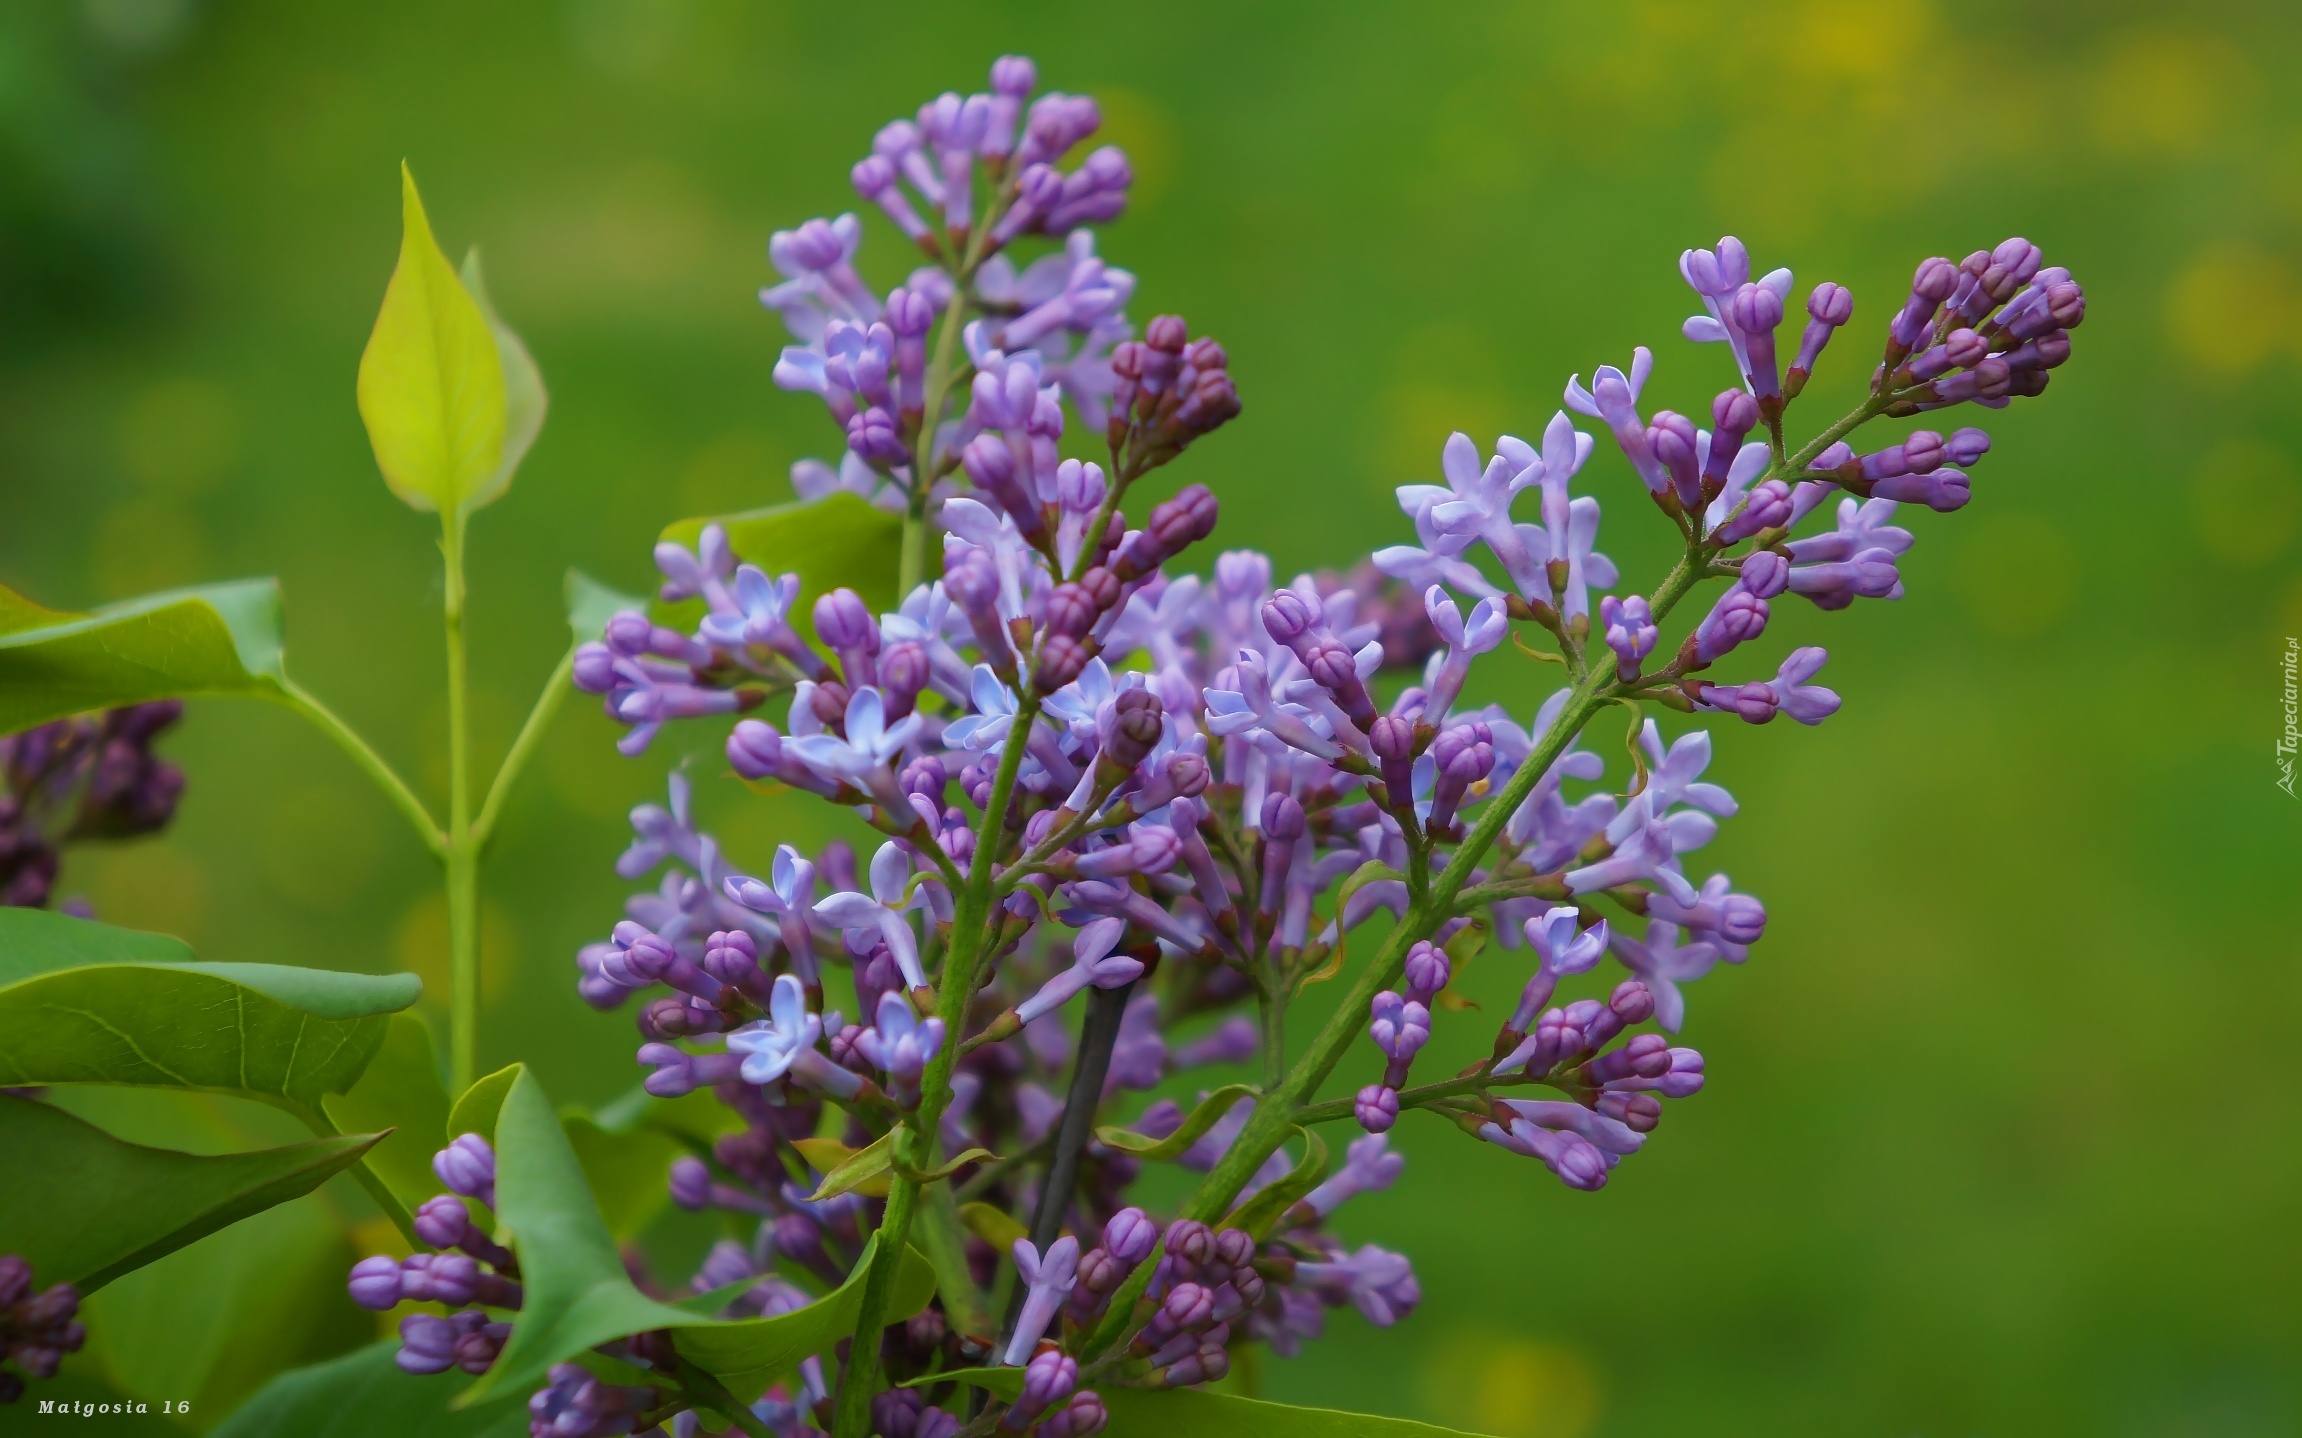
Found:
[522,56,2081,1438]
[0,701,184,908]
[346,1137,524,1382]
[0,1256,83,1404]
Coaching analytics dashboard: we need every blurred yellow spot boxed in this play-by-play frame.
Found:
[1094,88,1177,212]
[120,378,241,495]
[1420,1331,1601,1438]
[2087,32,2243,159]
[1380,382,1510,499]
[2190,440,2298,565]
[396,891,522,1011]
[1953,512,2077,640]
[2278,575,2302,642]
[1787,0,1910,82]
[76,839,209,944]
[2166,243,2298,376]
[262,785,386,910]
[92,499,211,598]
[681,430,782,517]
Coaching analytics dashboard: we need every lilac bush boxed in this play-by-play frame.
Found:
[327,52,2087,1438]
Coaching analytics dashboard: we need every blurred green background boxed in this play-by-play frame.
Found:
[4,0,2299,1433]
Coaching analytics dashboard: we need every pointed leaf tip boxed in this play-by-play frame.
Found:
[359,165,507,516]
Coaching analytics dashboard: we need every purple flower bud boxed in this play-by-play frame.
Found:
[1648,410,1702,508]
[1889,256,1960,356]
[433,1134,496,1207]
[1003,1349,1080,1430]
[1163,1219,1214,1272]
[813,588,874,650]
[571,642,617,693]
[1944,427,1991,465]
[1787,281,1853,393]
[1261,792,1305,842]
[1368,991,1431,1067]
[1713,479,1792,545]
[1402,940,1451,1002]
[846,406,907,468]
[412,1194,476,1251]
[1260,591,1318,650]
[1046,583,1099,640]
[1041,1391,1109,1438]
[880,639,930,719]
[1114,485,1219,580]
[1694,585,1769,663]
[1599,594,1657,681]
[1354,1083,1399,1133]
[1701,389,1760,490]
[348,1254,404,1311]
[396,1312,473,1375]
[1728,283,1785,401]
[726,719,782,781]
[1034,634,1091,694]
[1105,1207,1159,1265]
[1871,468,1970,512]
[669,1156,715,1211]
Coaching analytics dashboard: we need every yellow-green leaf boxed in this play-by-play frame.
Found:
[958,1201,1029,1254]
[1094,1084,1258,1162]
[357,164,506,515]
[459,248,546,513]
[1221,1125,1330,1239]
[804,1129,897,1201]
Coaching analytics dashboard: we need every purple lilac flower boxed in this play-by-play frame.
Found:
[544,64,2081,1420]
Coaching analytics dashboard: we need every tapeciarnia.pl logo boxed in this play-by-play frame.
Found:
[2280,636,2298,798]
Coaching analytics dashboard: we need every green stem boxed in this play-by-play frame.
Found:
[441,514,479,1097]
[830,691,1042,1438]
[915,1180,993,1342]
[293,1105,419,1248]
[471,641,575,854]
[899,293,974,596]
[675,1358,775,1438]
[274,679,445,859]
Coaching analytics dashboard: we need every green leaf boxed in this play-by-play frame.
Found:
[903,1365,1024,1401]
[0,1094,382,1292]
[1095,1084,1259,1162]
[87,1182,370,1425]
[957,1200,1029,1255]
[1221,1125,1330,1239]
[803,1129,898,1201]
[461,1069,938,1407]
[562,1111,680,1241]
[1100,1389,1501,1438]
[356,164,506,516]
[1296,860,1406,991]
[669,1234,937,1405]
[321,1013,452,1215]
[446,1063,523,1143]
[658,492,903,641]
[456,1068,702,1404]
[213,1339,529,1438]
[891,1145,999,1185]
[0,577,285,733]
[0,908,421,1117]
[457,248,546,514]
[565,570,649,646]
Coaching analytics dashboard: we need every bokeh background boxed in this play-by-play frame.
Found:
[4,0,2299,1433]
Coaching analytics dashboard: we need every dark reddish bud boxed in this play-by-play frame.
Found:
[1034,635,1090,694]
[1046,583,1099,639]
